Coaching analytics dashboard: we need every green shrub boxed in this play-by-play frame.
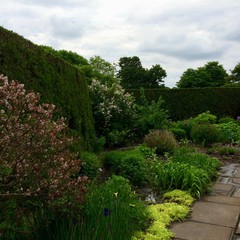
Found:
[120,153,147,186]
[79,152,101,179]
[33,176,149,240]
[135,89,169,137]
[171,148,221,179]
[169,127,187,141]
[144,130,178,155]
[171,120,194,139]
[192,111,217,124]
[83,175,149,240]
[216,122,240,143]
[154,162,211,197]
[190,123,220,146]
[219,147,238,156]
[218,117,235,124]
[103,150,127,171]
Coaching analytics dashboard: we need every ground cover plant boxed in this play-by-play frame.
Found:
[132,190,194,240]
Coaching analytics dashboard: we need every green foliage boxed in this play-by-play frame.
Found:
[102,149,148,186]
[219,147,238,156]
[144,130,178,155]
[171,148,221,178]
[118,56,166,89]
[133,190,193,240]
[79,152,101,180]
[83,175,149,240]
[218,117,235,124]
[120,153,147,186]
[129,88,240,121]
[135,88,169,136]
[89,79,136,147]
[192,111,217,124]
[154,162,211,197]
[169,127,187,141]
[0,26,95,149]
[190,124,220,147]
[177,61,228,88]
[225,62,240,84]
[33,176,149,240]
[153,148,220,197]
[163,190,194,206]
[216,122,240,143]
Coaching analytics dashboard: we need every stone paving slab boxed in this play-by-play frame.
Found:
[190,201,240,228]
[212,183,235,195]
[171,221,234,240]
[201,195,240,205]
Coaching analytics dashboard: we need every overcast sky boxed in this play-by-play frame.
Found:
[1,0,240,87]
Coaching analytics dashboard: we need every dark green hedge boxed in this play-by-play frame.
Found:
[129,88,240,120]
[0,26,95,149]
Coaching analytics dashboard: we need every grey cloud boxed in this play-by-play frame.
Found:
[50,16,84,40]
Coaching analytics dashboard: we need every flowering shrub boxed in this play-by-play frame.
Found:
[89,79,136,146]
[0,75,88,235]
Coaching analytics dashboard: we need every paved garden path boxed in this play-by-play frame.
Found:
[171,163,240,240]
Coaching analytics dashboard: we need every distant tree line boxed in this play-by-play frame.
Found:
[41,46,240,89]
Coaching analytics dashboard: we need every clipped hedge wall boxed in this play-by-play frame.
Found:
[129,88,240,120]
[0,26,95,149]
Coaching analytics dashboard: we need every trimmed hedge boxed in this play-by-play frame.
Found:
[129,88,240,120]
[0,26,95,149]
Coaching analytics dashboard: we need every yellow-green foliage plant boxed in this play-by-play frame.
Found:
[132,190,194,240]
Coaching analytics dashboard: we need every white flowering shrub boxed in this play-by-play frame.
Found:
[89,79,136,146]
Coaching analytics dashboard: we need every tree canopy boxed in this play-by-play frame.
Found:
[117,56,166,89]
[225,63,240,84]
[177,61,228,88]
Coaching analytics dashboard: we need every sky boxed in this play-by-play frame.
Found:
[1,0,240,87]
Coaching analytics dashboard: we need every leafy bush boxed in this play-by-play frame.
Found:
[102,149,148,186]
[169,127,187,141]
[33,176,149,240]
[190,123,220,146]
[0,75,88,238]
[171,120,194,139]
[171,148,221,179]
[154,162,211,197]
[144,130,178,155]
[83,175,149,240]
[216,122,240,143]
[79,152,101,180]
[120,153,147,186]
[89,79,136,147]
[135,89,168,136]
[218,117,235,124]
[192,111,217,124]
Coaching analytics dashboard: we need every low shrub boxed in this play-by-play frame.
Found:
[171,148,221,179]
[120,153,147,186]
[133,190,194,240]
[83,175,149,240]
[79,151,101,180]
[33,176,149,240]
[216,122,240,143]
[192,111,217,124]
[154,162,211,197]
[219,147,238,156]
[218,117,235,124]
[190,123,220,146]
[169,127,187,141]
[144,130,178,155]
